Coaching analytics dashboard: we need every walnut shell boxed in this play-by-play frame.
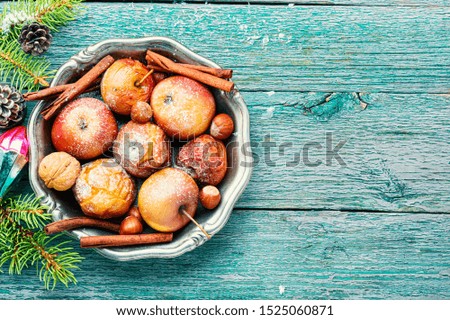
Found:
[73,158,136,219]
[38,152,81,191]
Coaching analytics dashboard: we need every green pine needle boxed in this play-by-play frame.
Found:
[3,194,52,229]
[0,195,83,289]
[0,39,53,91]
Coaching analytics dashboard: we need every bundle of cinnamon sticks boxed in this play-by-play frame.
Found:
[145,50,234,92]
[29,50,235,121]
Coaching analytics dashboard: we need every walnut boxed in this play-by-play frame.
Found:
[38,152,81,191]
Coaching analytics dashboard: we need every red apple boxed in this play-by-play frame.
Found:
[101,58,155,115]
[51,97,118,160]
[151,76,216,140]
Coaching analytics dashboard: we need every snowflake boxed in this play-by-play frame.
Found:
[279,285,285,295]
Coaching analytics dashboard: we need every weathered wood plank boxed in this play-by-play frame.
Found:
[1,210,449,299]
[92,1,450,7]
[14,92,450,213]
[235,92,450,213]
[21,3,450,93]
[3,4,448,212]
[1,2,449,301]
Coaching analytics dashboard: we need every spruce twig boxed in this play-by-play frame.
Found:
[0,40,53,90]
[0,0,84,90]
[0,195,83,289]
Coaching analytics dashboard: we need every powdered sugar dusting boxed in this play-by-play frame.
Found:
[151,76,215,139]
[52,98,117,160]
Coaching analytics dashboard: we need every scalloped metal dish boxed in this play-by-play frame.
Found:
[27,37,253,261]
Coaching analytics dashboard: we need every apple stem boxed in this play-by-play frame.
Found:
[181,209,212,239]
[135,69,154,87]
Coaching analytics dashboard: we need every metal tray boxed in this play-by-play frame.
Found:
[27,37,253,260]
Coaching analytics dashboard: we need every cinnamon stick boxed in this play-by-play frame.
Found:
[24,84,72,101]
[42,55,115,120]
[80,233,173,248]
[45,217,120,235]
[36,85,101,104]
[146,50,234,92]
[25,79,101,101]
[147,63,232,79]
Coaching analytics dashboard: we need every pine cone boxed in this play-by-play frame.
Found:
[19,22,53,56]
[0,85,25,129]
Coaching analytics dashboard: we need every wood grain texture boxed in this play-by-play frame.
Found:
[14,92,450,213]
[22,3,450,93]
[0,210,449,299]
[1,2,449,300]
[91,1,450,7]
[5,3,450,212]
[235,92,450,213]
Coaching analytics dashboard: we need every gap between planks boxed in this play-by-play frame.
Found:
[233,207,450,215]
[239,90,450,95]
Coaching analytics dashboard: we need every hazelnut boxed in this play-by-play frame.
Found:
[199,186,221,210]
[128,206,143,222]
[210,113,234,140]
[131,101,153,124]
[119,216,143,235]
[38,152,81,191]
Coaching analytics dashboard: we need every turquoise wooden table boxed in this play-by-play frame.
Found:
[1,1,450,299]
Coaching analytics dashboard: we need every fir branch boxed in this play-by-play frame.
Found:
[0,195,83,289]
[0,39,53,90]
[0,0,84,90]
[3,194,51,229]
[35,0,84,32]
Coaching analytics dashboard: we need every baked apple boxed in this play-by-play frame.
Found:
[112,121,171,178]
[177,134,227,186]
[151,76,215,140]
[73,158,136,219]
[138,168,199,232]
[51,98,118,160]
[101,58,155,115]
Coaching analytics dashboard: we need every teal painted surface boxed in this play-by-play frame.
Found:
[15,93,450,213]
[29,4,450,93]
[1,210,450,299]
[98,0,450,7]
[1,2,450,299]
